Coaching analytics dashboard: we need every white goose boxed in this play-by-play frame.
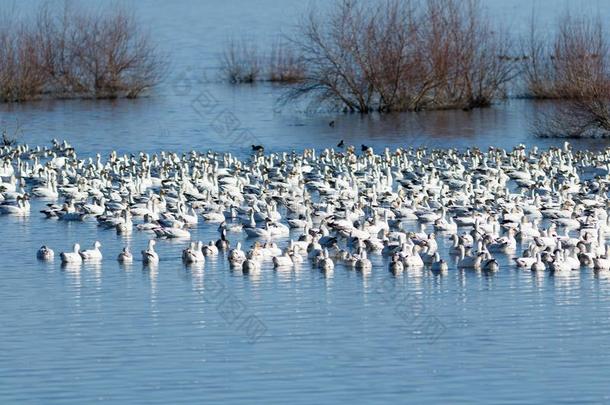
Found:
[118,247,133,263]
[80,241,102,261]
[36,245,55,261]
[183,241,205,264]
[60,243,82,264]
[141,240,159,265]
[228,242,246,266]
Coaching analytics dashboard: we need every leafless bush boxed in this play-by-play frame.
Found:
[0,10,46,102]
[220,38,261,83]
[283,0,516,112]
[526,11,610,136]
[268,41,305,83]
[524,12,608,99]
[0,2,163,102]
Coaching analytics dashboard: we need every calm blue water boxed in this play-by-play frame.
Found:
[2,1,610,404]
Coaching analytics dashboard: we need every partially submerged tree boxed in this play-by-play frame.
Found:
[284,0,516,113]
[526,12,610,136]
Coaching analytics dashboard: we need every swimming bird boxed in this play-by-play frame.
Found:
[141,240,159,265]
[183,241,205,264]
[36,245,54,261]
[431,253,448,272]
[80,241,102,261]
[202,241,219,256]
[389,253,404,273]
[228,242,246,266]
[60,243,82,264]
[118,247,133,263]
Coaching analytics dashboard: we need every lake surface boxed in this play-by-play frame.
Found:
[2,1,610,404]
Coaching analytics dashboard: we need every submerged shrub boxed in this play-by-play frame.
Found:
[268,41,305,83]
[0,2,164,102]
[220,38,261,83]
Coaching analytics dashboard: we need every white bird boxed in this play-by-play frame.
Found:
[202,241,219,256]
[60,243,82,264]
[228,242,246,266]
[118,247,133,263]
[183,241,205,263]
[389,253,404,273]
[141,240,159,265]
[36,245,54,261]
[273,252,293,268]
[80,241,102,261]
[431,252,448,272]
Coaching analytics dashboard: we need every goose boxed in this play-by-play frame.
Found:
[420,246,436,264]
[117,247,133,263]
[242,258,260,273]
[202,210,225,223]
[273,252,293,268]
[154,226,191,239]
[403,245,424,268]
[549,251,571,273]
[183,241,205,263]
[202,241,219,256]
[355,250,372,271]
[60,243,82,264]
[433,210,457,232]
[228,242,246,266]
[449,234,465,255]
[389,253,404,273]
[137,214,158,232]
[36,245,54,261]
[481,252,499,271]
[32,180,58,199]
[247,242,264,261]
[430,253,448,272]
[0,195,30,216]
[514,244,538,268]
[141,240,159,265]
[180,206,199,226]
[486,229,516,253]
[319,248,334,271]
[83,197,106,216]
[80,241,102,260]
[116,211,133,234]
[457,246,481,269]
[244,221,272,239]
[531,253,546,272]
[215,227,230,250]
[593,254,610,271]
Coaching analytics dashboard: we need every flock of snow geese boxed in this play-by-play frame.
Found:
[3,139,610,275]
